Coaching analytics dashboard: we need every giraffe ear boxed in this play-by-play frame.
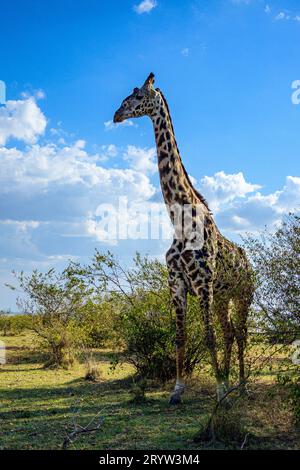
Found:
[142,73,155,98]
[143,72,155,87]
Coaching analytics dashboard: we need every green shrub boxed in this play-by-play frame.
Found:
[69,251,207,382]
[210,405,247,446]
[129,379,147,404]
[113,293,207,382]
[116,302,177,381]
[15,268,90,368]
[0,312,12,336]
[78,299,116,348]
[0,313,31,336]
[277,366,300,428]
[244,213,300,343]
[245,214,300,426]
[84,353,102,382]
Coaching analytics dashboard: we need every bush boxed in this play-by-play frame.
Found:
[244,213,300,426]
[15,268,91,368]
[116,303,177,381]
[113,294,207,382]
[84,353,102,382]
[0,312,31,336]
[244,213,300,343]
[209,405,247,446]
[69,251,207,382]
[0,312,12,336]
[129,379,147,404]
[277,363,300,428]
[78,299,116,348]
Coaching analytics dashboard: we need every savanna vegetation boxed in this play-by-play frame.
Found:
[0,214,299,450]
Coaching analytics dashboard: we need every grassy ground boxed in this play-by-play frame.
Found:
[0,332,299,450]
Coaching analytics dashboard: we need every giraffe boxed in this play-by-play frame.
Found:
[113,73,254,404]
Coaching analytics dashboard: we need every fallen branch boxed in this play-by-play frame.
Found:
[194,380,247,443]
[62,410,105,449]
[240,432,249,450]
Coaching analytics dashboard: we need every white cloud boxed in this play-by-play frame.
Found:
[0,97,47,146]
[265,4,271,14]
[74,139,86,149]
[199,171,261,212]
[275,11,290,21]
[85,217,118,245]
[188,174,197,186]
[276,176,300,211]
[0,155,160,306]
[134,0,157,14]
[271,9,300,23]
[35,90,46,100]
[0,90,157,254]
[231,215,250,228]
[0,219,41,259]
[0,142,155,220]
[0,138,156,257]
[273,11,300,22]
[232,1,300,23]
[212,175,300,233]
[104,119,135,131]
[181,48,189,57]
[98,144,118,161]
[123,145,157,174]
[21,89,46,100]
[0,219,40,230]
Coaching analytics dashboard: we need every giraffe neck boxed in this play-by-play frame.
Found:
[150,92,207,212]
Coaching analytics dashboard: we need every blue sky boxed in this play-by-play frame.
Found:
[0,0,300,309]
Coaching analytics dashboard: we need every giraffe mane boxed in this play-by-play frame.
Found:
[157,89,211,212]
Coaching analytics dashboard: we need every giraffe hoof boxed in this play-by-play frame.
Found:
[169,394,182,405]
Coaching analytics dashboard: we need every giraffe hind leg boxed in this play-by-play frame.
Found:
[233,297,252,395]
[215,298,234,402]
[198,282,225,402]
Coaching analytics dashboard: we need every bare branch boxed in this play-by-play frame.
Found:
[62,410,105,449]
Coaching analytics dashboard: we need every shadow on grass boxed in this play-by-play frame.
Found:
[0,375,136,405]
[8,350,48,365]
[8,346,124,368]
[82,350,124,363]
[1,376,298,450]
[1,341,299,450]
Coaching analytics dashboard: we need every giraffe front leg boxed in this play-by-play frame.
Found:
[168,276,187,405]
[198,283,224,403]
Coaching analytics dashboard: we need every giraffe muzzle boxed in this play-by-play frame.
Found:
[113,110,125,123]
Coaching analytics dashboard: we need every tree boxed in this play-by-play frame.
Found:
[244,213,300,342]
[16,268,91,368]
[244,213,300,425]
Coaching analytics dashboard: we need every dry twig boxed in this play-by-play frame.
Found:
[62,410,105,449]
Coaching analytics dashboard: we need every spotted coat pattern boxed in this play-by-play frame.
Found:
[113,73,255,403]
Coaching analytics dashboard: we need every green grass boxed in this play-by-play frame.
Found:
[0,332,299,450]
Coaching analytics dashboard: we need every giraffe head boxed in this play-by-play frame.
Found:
[113,73,158,123]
